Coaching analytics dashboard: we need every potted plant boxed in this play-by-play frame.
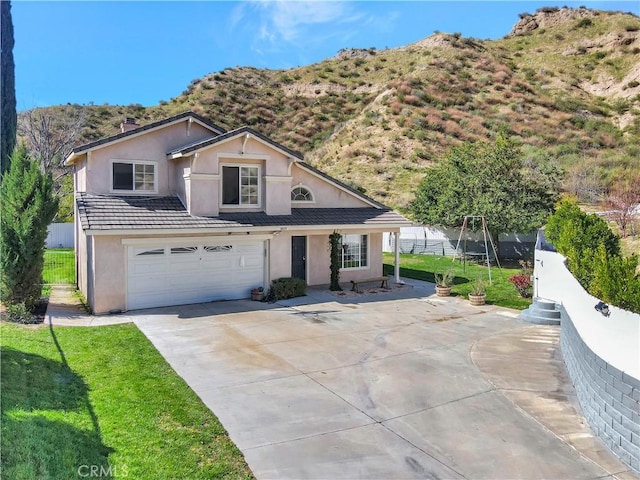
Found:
[434,270,455,297]
[468,277,486,306]
[251,287,265,301]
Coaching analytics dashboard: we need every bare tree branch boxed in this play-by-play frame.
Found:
[17,105,85,175]
[604,178,640,237]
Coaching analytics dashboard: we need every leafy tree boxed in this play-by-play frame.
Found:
[590,245,640,313]
[1,0,17,176]
[1,145,59,310]
[545,200,620,258]
[545,200,639,313]
[410,136,561,239]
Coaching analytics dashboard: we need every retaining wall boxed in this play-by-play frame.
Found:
[561,309,640,471]
[535,248,640,473]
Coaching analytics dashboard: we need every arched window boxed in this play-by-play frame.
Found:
[291,186,314,202]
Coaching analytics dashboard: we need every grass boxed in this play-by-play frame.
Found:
[383,252,532,310]
[0,322,254,480]
[43,249,75,285]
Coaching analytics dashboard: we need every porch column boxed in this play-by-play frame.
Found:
[394,231,402,284]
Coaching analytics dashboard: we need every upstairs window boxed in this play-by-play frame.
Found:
[112,161,156,192]
[291,186,314,202]
[222,165,259,206]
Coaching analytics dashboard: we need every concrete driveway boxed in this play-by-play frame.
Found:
[132,283,631,479]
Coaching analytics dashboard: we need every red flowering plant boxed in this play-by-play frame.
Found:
[508,260,534,298]
[508,274,532,297]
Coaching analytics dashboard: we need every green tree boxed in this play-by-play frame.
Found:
[1,145,59,310]
[410,136,561,238]
[545,200,639,313]
[545,200,620,258]
[590,245,640,313]
[1,0,17,176]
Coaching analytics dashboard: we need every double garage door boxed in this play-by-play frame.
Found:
[127,241,264,310]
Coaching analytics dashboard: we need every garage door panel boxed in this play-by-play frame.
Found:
[127,241,265,311]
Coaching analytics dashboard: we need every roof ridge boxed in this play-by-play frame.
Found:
[168,125,303,159]
[69,111,225,156]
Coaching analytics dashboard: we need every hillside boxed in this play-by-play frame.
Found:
[23,7,640,210]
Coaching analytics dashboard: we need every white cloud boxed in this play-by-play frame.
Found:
[245,0,365,49]
[262,0,358,41]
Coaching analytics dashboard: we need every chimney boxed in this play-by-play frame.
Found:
[120,117,139,133]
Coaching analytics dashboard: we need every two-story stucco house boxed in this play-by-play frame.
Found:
[65,112,410,314]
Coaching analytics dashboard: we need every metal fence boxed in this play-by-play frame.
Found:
[42,249,76,285]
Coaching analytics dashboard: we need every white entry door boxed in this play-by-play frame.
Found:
[126,241,264,310]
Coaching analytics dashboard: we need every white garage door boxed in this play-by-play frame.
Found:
[127,241,264,310]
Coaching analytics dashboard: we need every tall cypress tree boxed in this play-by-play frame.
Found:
[1,145,59,310]
[1,0,17,177]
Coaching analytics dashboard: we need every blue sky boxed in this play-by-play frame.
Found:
[12,1,639,109]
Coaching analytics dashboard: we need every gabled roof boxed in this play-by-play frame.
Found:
[295,161,387,209]
[76,193,411,234]
[168,125,304,160]
[65,112,225,165]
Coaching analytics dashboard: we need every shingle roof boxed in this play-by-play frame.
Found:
[76,193,410,232]
[168,125,304,160]
[70,112,225,155]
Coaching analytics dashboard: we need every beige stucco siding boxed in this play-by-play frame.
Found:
[171,157,190,205]
[92,236,127,314]
[269,234,292,280]
[290,164,372,208]
[304,232,383,285]
[75,161,87,192]
[84,122,212,195]
[75,218,89,300]
[185,136,293,215]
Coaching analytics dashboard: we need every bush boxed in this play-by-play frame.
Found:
[269,277,306,300]
[545,201,639,313]
[1,145,58,310]
[5,302,37,324]
[508,275,532,298]
[575,18,593,28]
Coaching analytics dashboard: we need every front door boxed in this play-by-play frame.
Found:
[291,236,307,282]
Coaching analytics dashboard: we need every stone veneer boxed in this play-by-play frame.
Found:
[560,306,640,473]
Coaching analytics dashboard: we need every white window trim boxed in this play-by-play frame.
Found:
[220,163,262,208]
[291,184,316,204]
[109,159,158,194]
[341,234,369,271]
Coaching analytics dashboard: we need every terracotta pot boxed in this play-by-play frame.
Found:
[435,285,452,297]
[468,293,486,306]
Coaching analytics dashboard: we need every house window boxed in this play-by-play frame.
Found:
[342,234,368,269]
[291,186,313,202]
[112,161,156,192]
[222,166,259,205]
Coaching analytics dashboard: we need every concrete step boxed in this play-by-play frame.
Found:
[520,298,561,325]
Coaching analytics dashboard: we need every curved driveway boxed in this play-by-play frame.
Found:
[133,284,631,479]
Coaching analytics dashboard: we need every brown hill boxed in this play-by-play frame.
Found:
[21,7,640,210]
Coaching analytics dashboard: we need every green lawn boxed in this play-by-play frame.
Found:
[43,249,75,285]
[0,322,254,480]
[383,252,532,310]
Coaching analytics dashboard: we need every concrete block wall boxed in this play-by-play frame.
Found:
[560,307,640,473]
